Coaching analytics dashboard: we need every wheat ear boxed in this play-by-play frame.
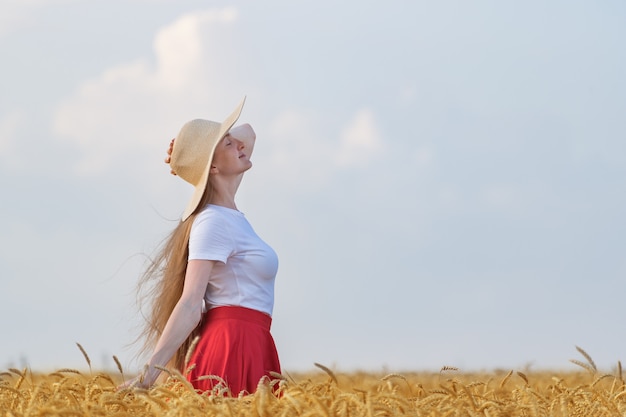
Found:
[113,355,125,382]
[76,343,91,373]
[575,346,597,372]
[314,363,337,384]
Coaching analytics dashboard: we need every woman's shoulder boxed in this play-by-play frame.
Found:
[199,204,243,216]
[195,204,224,223]
[194,204,243,226]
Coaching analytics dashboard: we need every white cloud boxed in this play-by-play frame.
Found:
[52,7,241,176]
[413,146,435,168]
[481,184,524,214]
[0,0,78,38]
[0,1,37,37]
[0,110,25,167]
[399,82,417,104]
[152,8,238,91]
[51,5,385,197]
[262,109,332,187]
[334,109,383,168]
[436,185,462,211]
[258,107,386,189]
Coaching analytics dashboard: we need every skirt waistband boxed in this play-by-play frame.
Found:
[205,306,272,329]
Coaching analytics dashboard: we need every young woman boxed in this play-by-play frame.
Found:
[120,98,281,395]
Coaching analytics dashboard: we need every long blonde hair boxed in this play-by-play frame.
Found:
[136,183,214,372]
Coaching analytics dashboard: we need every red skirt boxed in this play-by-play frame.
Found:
[186,306,281,396]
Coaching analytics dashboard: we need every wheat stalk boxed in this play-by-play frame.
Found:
[517,371,529,385]
[112,355,125,382]
[499,370,513,388]
[382,373,412,395]
[575,346,597,372]
[591,374,614,387]
[56,368,82,374]
[76,342,92,373]
[269,371,287,380]
[314,363,337,384]
[184,335,201,374]
[570,359,596,374]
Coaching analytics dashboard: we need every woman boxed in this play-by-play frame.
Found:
[121,97,281,395]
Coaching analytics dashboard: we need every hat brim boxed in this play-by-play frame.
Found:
[181,97,247,221]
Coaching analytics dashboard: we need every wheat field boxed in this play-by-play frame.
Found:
[2,347,625,416]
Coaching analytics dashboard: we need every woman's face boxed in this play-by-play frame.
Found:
[210,132,253,177]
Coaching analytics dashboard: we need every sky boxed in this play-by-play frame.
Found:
[1,0,625,375]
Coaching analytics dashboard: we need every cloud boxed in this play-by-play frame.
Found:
[152,8,238,91]
[0,110,26,168]
[334,109,383,168]
[259,107,385,189]
[51,5,388,196]
[413,146,435,168]
[481,184,523,213]
[52,7,241,176]
[0,0,78,38]
[263,108,328,187]
[0,1,37,37]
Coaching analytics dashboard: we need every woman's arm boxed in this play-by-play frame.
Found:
[120,260,215,388]
[228,123,256,143]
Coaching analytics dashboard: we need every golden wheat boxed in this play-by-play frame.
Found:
[2,366,626,416]
[2,347,625,416]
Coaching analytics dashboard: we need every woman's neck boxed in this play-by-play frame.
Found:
[208,174,243,210]
[209,195,237,210]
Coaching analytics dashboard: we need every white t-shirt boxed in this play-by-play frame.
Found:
[188,204,278,316]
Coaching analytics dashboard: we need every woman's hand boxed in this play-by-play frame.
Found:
[117,373,148,390]
[118,260,215,393]
[165,138,177,175]
[228,124,255,143]
[117,365,159,390]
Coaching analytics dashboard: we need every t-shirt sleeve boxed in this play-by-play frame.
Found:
[188,209,234,263]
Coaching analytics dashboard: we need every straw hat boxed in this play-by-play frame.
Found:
[169,97,250,221]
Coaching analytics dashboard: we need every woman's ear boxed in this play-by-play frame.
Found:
[209,165,219,174]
